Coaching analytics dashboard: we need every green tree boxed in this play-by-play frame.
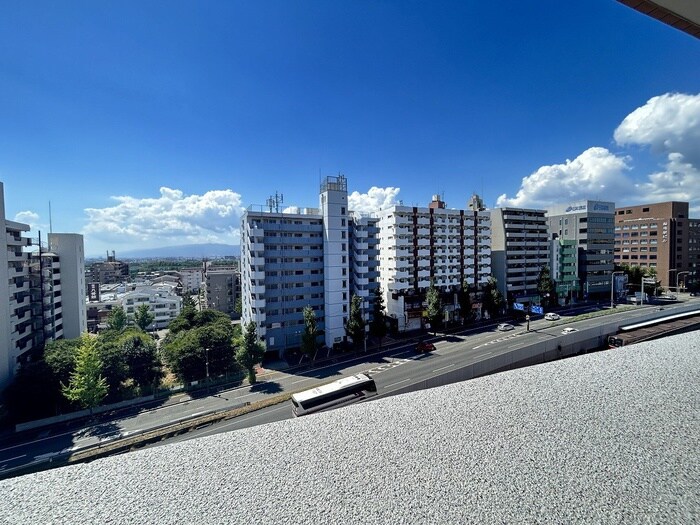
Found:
[161,315,236,384]
[121,332,162,393]
[425,281,443,335]
[457,282,472,325]
[182,294,196,310]
[537,266,556,307]
[107,305,128,332]
[62,334,108,414]
[235,321,265,384]
[234,297,242,316]
[94,331,129,402]
[300,306,319,360]
[134,303,155,331]
[369,287,388,347]
[482,277,505,319]
[345,295,366,349]
[44,338,81,385]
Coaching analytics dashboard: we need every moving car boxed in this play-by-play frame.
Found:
[497,323,514,331]
[561,327,578,334]
[544,313,560,321]
[416,341,436,353]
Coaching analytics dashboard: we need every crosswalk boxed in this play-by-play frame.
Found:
[365,358,412,375]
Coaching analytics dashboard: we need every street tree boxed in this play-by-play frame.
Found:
[235,321,265,384]
[482,277,505,319]
[161,316,236,384]
[106,305,128,332]
[62,334,108,414]
[134,303,155,331]
[537,266,556,307]
[369,287,388,347]
[345,295,366,349]
[425,281,443,335]
[44,338,81,385]
[457,282,472,325]
[121,331,162,393]
[300,305,319,360]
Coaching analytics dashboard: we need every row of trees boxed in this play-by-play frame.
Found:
[3,301,267,423]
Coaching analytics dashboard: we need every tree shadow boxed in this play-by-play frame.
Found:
[249,381,283,394]
[75,420,122,439]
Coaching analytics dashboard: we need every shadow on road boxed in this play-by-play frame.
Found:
[75,420,121,439]
[249,381,283,395]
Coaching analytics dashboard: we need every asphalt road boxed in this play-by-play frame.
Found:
[155,299,700,445]
[2,299,698,473]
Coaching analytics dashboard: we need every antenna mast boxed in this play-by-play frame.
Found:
[266,191,284,213]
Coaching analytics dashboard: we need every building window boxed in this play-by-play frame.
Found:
[642,207,649,212]
[341,207,346,215]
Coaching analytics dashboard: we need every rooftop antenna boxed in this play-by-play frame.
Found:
[266,191,284,213]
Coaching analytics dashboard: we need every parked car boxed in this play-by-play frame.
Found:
[416,341,436,353]
[561,327,578,334]
[544,313,560,321]
[497,323,514,331]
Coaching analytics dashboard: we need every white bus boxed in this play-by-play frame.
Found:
[291,373,378,417]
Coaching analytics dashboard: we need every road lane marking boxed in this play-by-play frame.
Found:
[432,364,455,373]
[385,378,411,389]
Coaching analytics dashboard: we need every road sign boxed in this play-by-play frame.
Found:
[513,302,525,311]
[531,305,544,315]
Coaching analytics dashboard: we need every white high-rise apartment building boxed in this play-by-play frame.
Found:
[48,233,87,339]
[1,182,33,387]
[377,194,491,332]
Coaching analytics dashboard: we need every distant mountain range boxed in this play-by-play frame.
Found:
[90,243,240,260]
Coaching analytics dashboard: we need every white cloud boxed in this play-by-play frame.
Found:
[348,186,401,213]
[614,92,700,167]
[83,187,244,246]
[634,153,700,212]
[14,210,39,225]
[496,147,635,208]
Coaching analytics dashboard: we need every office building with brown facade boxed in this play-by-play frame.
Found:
[614,201,691,290]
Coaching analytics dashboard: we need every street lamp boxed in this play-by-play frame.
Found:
[611,271,625,309]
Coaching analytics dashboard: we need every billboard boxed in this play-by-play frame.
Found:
[88,282,101,302]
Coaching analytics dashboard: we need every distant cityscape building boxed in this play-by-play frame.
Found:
[490,207,550,305]
[548,200,615,300]
[47,234,87,339]
[86,281,182,332]
[180,267,204,294]
[88,251,129,287]
[376,194,491,331]
[614,201,690,290]
[204,267,240,318]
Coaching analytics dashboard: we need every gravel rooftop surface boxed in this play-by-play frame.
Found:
[2,333,698,524]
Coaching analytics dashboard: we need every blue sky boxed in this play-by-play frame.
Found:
[1,1,699,256]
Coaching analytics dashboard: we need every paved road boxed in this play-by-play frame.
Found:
[156,300,700,445]
[2,299,698,473]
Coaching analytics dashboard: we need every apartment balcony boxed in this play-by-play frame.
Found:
[251,298,266,309]
[388,281,410,292]
[394,248,411,257]
[355,253,368,262]
[354,276,369,286]
[395,227,411,236]
[251,285,265,295]
[354,241,368,251]
[250,256,265,266]
[417,248,430,257]
[417,269,431,279]
[417,238,431,247]
[251,270,265,280]
[249,242,265,252]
